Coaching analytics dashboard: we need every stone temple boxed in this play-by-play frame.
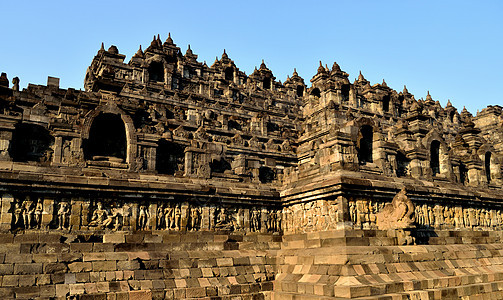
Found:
[0,34,502,299]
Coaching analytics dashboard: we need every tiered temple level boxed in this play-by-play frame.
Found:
[0,34,501,299]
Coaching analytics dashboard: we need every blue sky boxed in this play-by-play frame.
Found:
[1,1,501,115]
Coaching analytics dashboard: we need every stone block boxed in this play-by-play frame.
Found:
[39,285,56,298]
[44,262,67,274]
[92,261,117,272]
[14,263,42,274]
[32,253,58,263]
[14,286,39,299]
[18,274,36,286]
[0,264,13,275]
[69,283,86,295]
[103,234,125,243]
[129,290,152,300]
[36,274,51,285]
[5,254,31,264]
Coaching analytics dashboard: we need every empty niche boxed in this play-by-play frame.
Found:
[396,151,410,177]
[485,152,493,184]
[259,166,275,183]
[148,61,164,83]
[156,140,185,175]
[267,122,280,133]
[228,119,242,131]
[263,78,271,90]
[9,123,54,162]
[210,157,231,174]
[459,162,468,185]
[357,125,373,164]
[311,88,321,98]
[382,95,390,113]
[430,140,441,176]
[84,113,127,162]
[296,85,304,97]
[341,84,350,102]
[225,67,234,81]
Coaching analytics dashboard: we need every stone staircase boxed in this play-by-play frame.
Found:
[273,229,503,299]
[0,231,280,299]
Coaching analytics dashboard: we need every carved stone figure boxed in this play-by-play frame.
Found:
[174,204,182,230]
[189,206,201,231]
[13,201,22,228]
[377,188,415,230]
[250,208,260,232]
[89,202,112,228]
[157,205,165,229]
[34,199,43,229]
[22,197,35,229]
[138,205,150,230]
[275,210,282,231]
[57,202,69,230]
[165,204,174,230]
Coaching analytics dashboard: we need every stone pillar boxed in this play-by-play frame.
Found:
[0,130,12,161]
[242,208,250,232]
[53,136,63,164]
[184,151,193,176]
[147,147,156,171]
[148,203,157,230]
[260,208,267,233]
[0,194,14,231]
[42,197,55,229]
[336,196,351,230]
[71,198,84,230]
[201,206,210,231]
[181,202,189,231]
[130,203,139,231]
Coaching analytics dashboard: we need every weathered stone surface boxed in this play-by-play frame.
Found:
[0,34,502,299]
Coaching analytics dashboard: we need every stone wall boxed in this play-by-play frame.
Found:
[0,231,278,299]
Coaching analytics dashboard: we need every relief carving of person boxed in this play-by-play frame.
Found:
[190,206,201,231]
[13,201,22,228]
[138,205,150,230]
[22,197,34,229]
[165,204,174,230]
[34,199,43,229]
[89,202,108,228]
[157,205,165,229]
[174,205,182,230]
[57,202,69,230]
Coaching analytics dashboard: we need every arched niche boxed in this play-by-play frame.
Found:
[424,130,452,178]
[341,84,350,102]
[263,77,271,90]
[382,95,390,113]
[144,55,168,84]
[430,140,441,176]
[84,113,127,161]
[81,103,136,168]
[479,146,501,185]
[485,152,492,183]
[9,123,54,162]
[396,150,410,177]
[296,85,304,97]
[357,125,373,164]
[224,67,234,81]
[148,61,165,83]
[310,88,321,98]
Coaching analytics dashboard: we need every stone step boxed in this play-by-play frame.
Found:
[356,280,503,300]
[272,290,345,300]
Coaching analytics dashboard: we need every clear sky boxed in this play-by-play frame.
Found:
[1,1,501,115]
